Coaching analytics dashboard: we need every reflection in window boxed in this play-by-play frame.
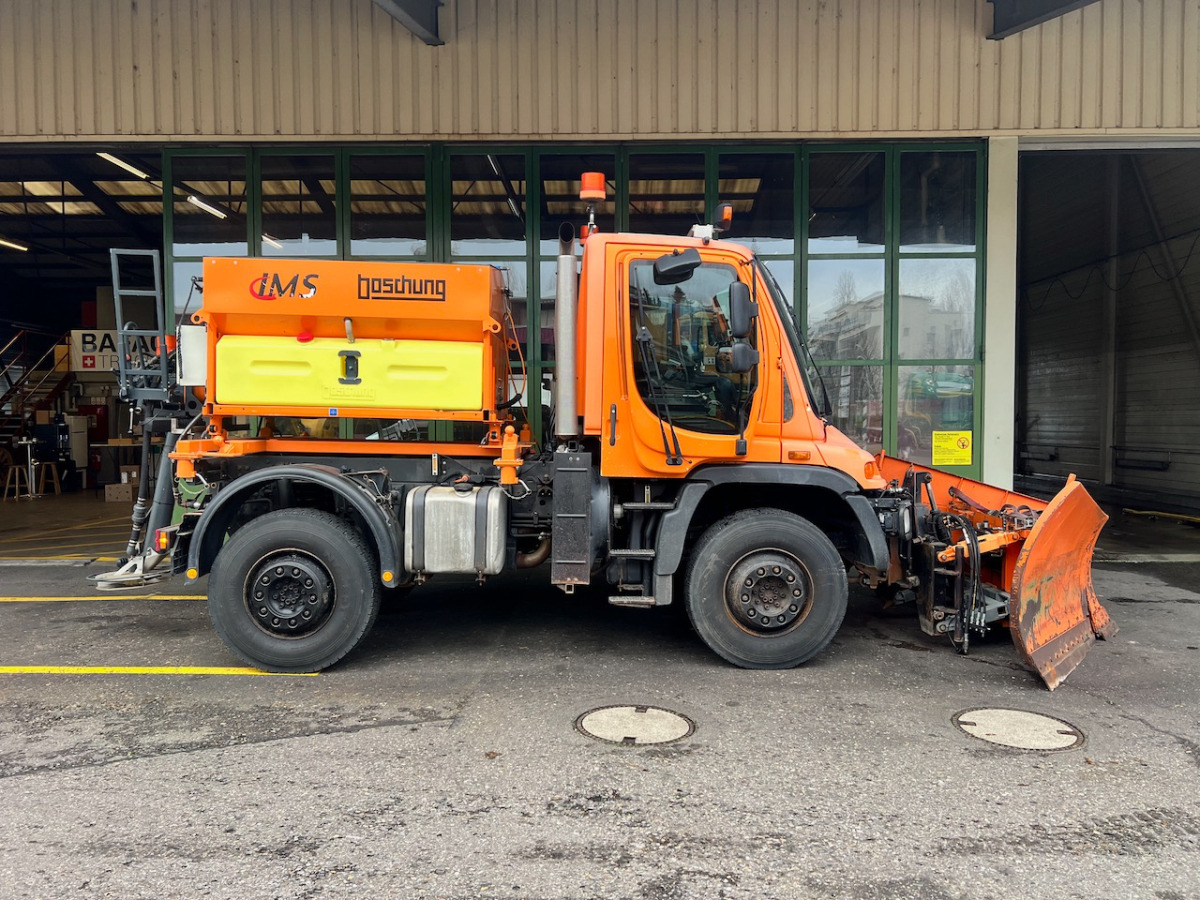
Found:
[808,153,885,254]
[171,156,247,256]
[450,154,527,256]
[349,155,427,257]
[260,156,337,256]
[897,259,976,360]
[171,261,204,323]
[539,155,616,254]
[629,154,705,235]
[471,259,526,363]
[806,259,886,361]
[897,365,975,464]
[718,154,794,253]
[817,365,884,455]
[899,152,977,251]
[629,260,753,435]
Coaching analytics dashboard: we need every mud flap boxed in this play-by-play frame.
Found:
[1010,476,1117,690]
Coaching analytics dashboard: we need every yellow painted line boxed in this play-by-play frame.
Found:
[0,517,133,541]
[0,554,123,563]
[0,595,202,602]
[0,665,316,676]
[0,529,134,545]
[0,539,131,554]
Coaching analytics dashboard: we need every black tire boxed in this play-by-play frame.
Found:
[208,508,381,672]
[685,509,848,669]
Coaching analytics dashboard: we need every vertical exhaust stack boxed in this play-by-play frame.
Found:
[553,172,605,444]
[554,220,579,442]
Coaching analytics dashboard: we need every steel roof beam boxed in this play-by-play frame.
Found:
[987,0,1100,39]
[372,0,444,46]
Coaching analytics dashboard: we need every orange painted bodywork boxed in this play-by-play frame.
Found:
[195,257,512,425]
[576,233,884,488]
[878,456,1115,689]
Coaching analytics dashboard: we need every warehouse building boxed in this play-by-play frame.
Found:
[1,0,1198,511]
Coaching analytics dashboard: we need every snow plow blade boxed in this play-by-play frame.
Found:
[1010,475,1116,690]
[876,458,1115,690]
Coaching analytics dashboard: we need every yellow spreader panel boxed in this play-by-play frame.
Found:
[215,335,485,411]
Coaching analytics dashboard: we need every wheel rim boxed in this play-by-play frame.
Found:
[244,552,334,638]
[725,550,813,636]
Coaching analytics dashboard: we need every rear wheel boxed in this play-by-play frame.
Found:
[208,508,381,672]
[685,509,848,668]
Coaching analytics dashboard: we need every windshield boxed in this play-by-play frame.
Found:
[753,258,826,417]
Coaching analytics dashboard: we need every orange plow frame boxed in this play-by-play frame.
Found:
[878,457,1116,689]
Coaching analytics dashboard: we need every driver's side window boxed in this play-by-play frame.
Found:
[629,260,755,436]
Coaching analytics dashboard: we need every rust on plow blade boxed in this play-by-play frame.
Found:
[1011,476,1116,690]
[877,457,1115,690]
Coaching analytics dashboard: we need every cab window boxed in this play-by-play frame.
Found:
[629,260,756,436]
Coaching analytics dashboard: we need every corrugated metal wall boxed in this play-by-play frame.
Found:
[1019,151,1200,504]
[0,0,1197,142]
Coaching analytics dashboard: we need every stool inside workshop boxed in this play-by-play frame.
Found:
[37,460,61,495]
[2,463,32,500]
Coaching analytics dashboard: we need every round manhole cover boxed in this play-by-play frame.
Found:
[954,707,1084,751]
[575,705,695,746]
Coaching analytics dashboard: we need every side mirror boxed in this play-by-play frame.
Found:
[653,248,702,285]
[729,342,759,373]
[729,282,758,338]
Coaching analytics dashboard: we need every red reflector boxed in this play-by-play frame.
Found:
[297,331,314,343]
[154,529,172,552]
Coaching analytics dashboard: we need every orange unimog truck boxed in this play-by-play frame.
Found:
[97,176,1114,689]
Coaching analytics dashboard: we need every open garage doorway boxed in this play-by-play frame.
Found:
[0,149,163,490]
[1017,148,1200,513]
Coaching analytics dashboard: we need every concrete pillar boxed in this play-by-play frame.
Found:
[982,136,1019,489]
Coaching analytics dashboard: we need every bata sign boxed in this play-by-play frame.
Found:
[70,330,162,373]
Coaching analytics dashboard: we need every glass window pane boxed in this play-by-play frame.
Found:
[817,364,884,455]
[471,258,528,363]
[171,261,204,323]
[629,259,752,436]
[539,154,616,254]
[762,259,795,310]
[897,365,975,465]
[260,155,338,257]
[450,154,527,256]
[628,154,705,235]
[899,151,977,252]
[897,258,976,360]
[806,259,885,361]
[349,155,427,257]
[718,153,794,254]
[171,156,247,256]
[808,152,884,254]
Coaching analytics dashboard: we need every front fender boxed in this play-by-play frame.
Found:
[653,463,890,578]
[185,464,401,586]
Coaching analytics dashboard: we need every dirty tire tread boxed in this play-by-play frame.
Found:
[208,508,381,672]
[685,508,848,669]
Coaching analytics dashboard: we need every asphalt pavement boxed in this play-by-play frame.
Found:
[0,507,1198,900]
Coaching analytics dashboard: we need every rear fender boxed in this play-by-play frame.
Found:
[186,464,401,587]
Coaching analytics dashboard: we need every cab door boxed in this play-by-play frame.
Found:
[600,247,782,479]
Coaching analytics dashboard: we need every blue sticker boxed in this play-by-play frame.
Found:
[329,408,339,416]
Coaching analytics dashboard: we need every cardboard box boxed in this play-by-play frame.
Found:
[105,483,136,503]
[35,410,52,425]
[119,465,140,485]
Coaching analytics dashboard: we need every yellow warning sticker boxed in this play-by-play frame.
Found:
[932,431,973,466]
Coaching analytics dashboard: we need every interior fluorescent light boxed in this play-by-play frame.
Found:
[0,237,30,252]
[187,195,229,219]
[97,152,151,180]
[261,233,284,249]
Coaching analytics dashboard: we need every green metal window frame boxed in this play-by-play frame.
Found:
[162,140,987,464]
[800,142,987,476]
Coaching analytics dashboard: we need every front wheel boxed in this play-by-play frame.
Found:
[208,508,381,672]
[685,509,848,669]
